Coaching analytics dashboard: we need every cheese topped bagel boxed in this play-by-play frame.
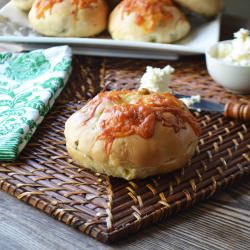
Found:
[11,0,35,11]
[65,89,200,180]
[29,0,109,37]
[174,0,224,17]
[108,0,191,43]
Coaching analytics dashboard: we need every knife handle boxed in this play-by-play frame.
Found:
[224,102,250,121]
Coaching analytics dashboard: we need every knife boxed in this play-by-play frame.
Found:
[175,94,250,121]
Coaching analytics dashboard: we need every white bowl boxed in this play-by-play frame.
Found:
[205,41,250,94]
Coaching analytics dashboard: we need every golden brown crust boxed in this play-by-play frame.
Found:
[29,0,109,37]
[11,0,35,11]
[108,0,191,43]
[174,0,224,17]
[66,121,198,180]
[64,90,200,180]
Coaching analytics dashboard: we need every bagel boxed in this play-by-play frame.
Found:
[65,89,200,180]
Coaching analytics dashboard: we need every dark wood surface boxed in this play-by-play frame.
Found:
[0,179,249,250]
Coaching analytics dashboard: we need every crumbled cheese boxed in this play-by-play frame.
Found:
[139,66,201,110]
[179,95,201,108]
[217,28,250,66]
[139,65,174,93]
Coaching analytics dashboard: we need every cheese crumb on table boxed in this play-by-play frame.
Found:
[179,95,201,108]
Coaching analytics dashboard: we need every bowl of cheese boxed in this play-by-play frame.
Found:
[205,28,250,94]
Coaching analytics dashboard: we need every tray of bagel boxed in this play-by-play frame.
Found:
[0,0,250,244]
[0,0,221,59]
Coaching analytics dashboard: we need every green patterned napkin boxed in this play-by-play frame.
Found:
[0,46,72,161]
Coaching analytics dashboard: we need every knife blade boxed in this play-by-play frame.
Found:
[175,94,224,113]
[174,93,250,121]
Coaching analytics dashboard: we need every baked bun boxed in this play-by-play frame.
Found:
[65,90,201,180]
[108,0,191,43]
[173,0,224,17]
[11,0,35,11]
[29,0,109,37]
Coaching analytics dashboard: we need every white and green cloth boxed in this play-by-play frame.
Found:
[0,46,72,161]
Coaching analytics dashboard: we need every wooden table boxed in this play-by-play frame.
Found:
[0,180,249,250]
[0,3,250,249]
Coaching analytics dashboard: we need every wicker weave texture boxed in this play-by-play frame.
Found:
[0,56,249,243]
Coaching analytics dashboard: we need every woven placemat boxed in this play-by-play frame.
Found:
[0,56,249,243]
